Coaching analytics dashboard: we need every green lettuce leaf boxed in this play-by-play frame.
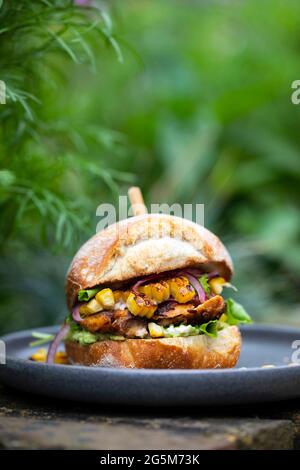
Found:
[225,298,252,325]
[78,288,100,301]
[199,320,218,338]
[70,329,98,345]
[66,319,125,345]
[65,313,73,324]
[199,274,211,296]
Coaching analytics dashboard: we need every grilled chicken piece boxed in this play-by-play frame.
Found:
[80,295,225,335]
[188,295,226,321]
[152,302,195,326]
[112,309,148,338]
[81,311,113,333]
[81,309,147,338]
[153,295,225,327]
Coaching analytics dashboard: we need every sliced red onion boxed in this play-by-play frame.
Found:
[184,268,219,279]
[206,271,219,279]
[72,303,84,323]
[131,272,170,295]
[46,323,70,364]
[184,268,204,277]
[184,270,220,300]
[181,272,206,303]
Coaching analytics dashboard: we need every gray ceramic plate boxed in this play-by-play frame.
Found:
[1,324,300,406]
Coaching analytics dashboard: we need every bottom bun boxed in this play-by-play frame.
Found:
[65,326,241,369]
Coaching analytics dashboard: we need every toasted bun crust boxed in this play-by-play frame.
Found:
[66,214,233,309]
[65,326,241,369]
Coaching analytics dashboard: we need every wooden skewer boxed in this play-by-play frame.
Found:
[128,186,148,216]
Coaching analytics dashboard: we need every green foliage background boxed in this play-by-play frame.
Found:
[0,0,300,333]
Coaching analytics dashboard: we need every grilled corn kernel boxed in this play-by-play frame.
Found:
[150,281,170,303]
[209,277,226,295]
[139,284,153,298]
[168,276,195,303]
[31,349,68,364]
[148,322,164,338]
[139,281,170,303]
[96,288,115,309]
[79,304,92,316]
[126,292,144,316]
[54,351,68,364]
[126,292,157,318]
[80,298,103,316]
[31,348,47,362]
[219,313,228,323]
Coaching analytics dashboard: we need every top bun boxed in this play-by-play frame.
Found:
[66,214,233,309]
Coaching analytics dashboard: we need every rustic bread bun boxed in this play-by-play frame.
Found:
[65,326,241,369]
[66,214,233,309]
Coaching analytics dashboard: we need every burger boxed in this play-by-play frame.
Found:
[47,214,252,368]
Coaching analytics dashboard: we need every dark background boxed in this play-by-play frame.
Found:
[1,0,300,334]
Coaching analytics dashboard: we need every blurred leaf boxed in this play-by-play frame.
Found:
[0,169,16,187]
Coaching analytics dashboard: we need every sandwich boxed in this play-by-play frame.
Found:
[47,213,252,368]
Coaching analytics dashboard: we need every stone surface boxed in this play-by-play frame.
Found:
[0,385,297,449]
